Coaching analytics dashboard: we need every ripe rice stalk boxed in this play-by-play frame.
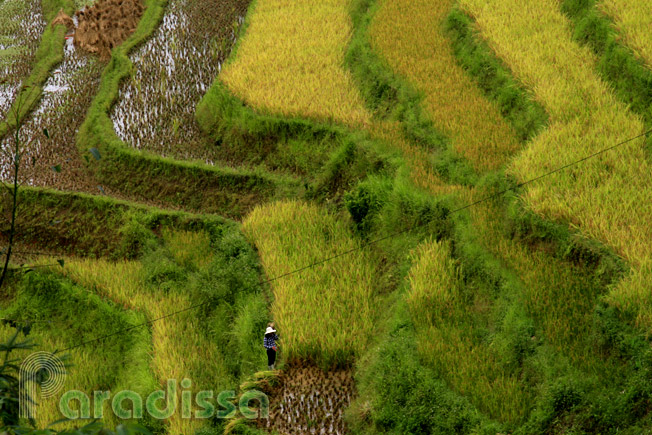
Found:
[458,0,652,331]
[242,200,380,368]
[220,0,371,128]
[370,0,520,171]
[599,0,652,69]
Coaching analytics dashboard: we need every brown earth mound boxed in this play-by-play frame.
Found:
[74,0,144,59]
[51,9,74,30]
[260,365,355,434]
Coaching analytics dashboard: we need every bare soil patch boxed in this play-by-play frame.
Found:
[260,365,355,435]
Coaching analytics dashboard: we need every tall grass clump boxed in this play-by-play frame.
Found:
[242,200,380,369]
[61,224,268,433]
[560,0,652,126]
[406,239,531,423]
[2,271,158,431]
[598,0,652,69]
[346,300,496,434]
[219,0,371,128]
[368,0,520,171]
[458,0,652,331]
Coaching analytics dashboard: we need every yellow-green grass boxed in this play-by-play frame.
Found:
[0,324,124,430]
[599,0,652,69]
[59,230,227,434]
[468,189,621,371]
[242,200,379,367]
[458,0,652,331]
[369,120,460,196]
[220,0,371,128]
[406,239,530,423]
[369,0,521,172]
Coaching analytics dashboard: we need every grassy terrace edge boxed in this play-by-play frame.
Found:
[341,0,650,432]
[347,0,480,186]
[561,0,652,132]
[1,185,234,258]
[442,6,628,281]
[444,7,549,143]
[77,0,299,218]
[0,0,74,139]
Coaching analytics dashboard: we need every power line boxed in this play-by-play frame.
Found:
[14,128,652,354]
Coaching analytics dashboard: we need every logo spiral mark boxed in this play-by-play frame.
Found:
[19,352,66,418]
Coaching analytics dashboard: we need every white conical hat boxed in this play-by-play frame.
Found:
[265,326,276,335]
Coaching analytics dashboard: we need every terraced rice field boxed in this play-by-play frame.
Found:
[3,0,652,432]
[407,239,531,423]
[243,200,380,368]
[111,0,249,161]
[365,0,652,427]
[0,30,104,192]
[0,269,155,432]
[599,0,652,68]
[220,0,371,128]
[458,0,652,329]
[60,231,233,434]
[0,0,46,119]
[370,0,520,171]
[0,323,149,430]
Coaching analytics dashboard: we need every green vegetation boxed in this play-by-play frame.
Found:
[2,272,158,432]
[343,0,652,433]
[2,203,269,433]
[77,0,298,216]
[242,200,382,369]
[2,0,652,433]
[560,0,652,145]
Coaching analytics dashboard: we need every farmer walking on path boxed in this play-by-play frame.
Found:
[264,323,279,370]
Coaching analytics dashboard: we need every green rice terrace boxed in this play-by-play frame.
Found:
[1,0,651,433]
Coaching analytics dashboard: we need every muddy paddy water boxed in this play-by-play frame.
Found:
[261,365,355,435]
[111,0,250,162]
[0,23,105,192]
[1,1,164,202]
[0,0,46,119]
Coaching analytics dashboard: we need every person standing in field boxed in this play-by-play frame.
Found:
[264,323,279,370]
